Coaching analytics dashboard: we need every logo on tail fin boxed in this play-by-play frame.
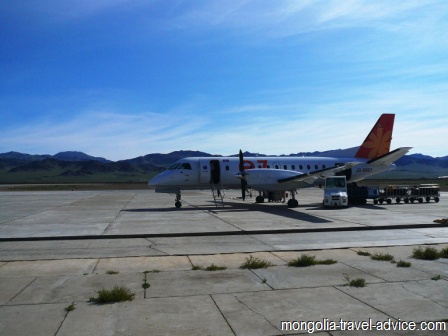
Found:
[355,114,395,159]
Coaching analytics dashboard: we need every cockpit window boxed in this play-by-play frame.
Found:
[168,163,181,170]
[168,162,192,170]
[180,163,192,170]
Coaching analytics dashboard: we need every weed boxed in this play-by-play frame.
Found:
[144,269,160,273]
[261,278,267,284]
[288,254,337,267]
[191,265,203,270]
[350,278,366,287]
[204,264,227,271]
[240,255,273,269]
[316,259,337,265]
[396,260,411,267]
[343,274,366,287]
[357,251,371,256]
[412,246,440,260]
[288,254,316,267]
[439,247,448,258]
[65,303,76,312]
[89,285,135,304]
[370,252,395,262]
[106,270,119,275]
[431,275,441,281]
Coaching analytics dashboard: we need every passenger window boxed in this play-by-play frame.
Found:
[267,165,270,168]
[275,165,279,169]
[225,165,229,171]
[283,165,287,170]
[315,164,318,170]
[299,165,303,170]
[202,165,207,170]
[292,165,295,170]
[307,165,310,170]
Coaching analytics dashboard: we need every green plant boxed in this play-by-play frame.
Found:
[439,247,448,258]
[204,264,227,271]
[239,255,273,269]
[343,274,365,287]
[65,303,76,312]
[89,286,135,304]
[370,252,395,262]
[431,275,441,281]
[288,254,316,267]
[288,254,337,267]
[396,260,411,267]
[106,270,119,275]
[412,246,440,260]
[357,251,371,256]
[192,265,203,270]
[316,259,337,265]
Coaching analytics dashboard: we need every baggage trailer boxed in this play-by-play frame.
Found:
[409,184,440,203]
[378,185,410,204]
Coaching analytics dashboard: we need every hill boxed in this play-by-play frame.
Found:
[0,150,447,183]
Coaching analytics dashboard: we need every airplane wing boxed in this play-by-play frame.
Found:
[277,162,361,185]
[367,147,412,166]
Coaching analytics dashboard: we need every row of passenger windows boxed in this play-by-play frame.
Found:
[171,162,328,171]
[271,164,326,170]
[222,164,327,171]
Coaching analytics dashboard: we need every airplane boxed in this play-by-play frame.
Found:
[148,114,411,208]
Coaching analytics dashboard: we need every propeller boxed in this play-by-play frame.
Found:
[238,149,247,201]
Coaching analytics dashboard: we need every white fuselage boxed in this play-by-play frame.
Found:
[148,156,395,192]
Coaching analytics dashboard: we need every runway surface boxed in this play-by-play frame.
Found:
[0,189,447,335]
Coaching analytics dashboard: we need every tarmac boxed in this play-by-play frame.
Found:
[0,188,447,335]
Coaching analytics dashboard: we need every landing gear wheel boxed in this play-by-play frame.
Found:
[255,195,264,203]
[287,199,299,208]
[174,191,182,209]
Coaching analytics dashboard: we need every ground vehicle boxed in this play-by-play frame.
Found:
[323,176,348,207]
[377,184,440,204]
[348,184,380,205]
[378,185,410,204]
[409,184,440,203]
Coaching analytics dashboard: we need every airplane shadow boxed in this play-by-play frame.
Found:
[124,199,332,224]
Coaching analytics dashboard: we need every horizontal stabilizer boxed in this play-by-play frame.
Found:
[278,162,361,185]
[367,147,412,166]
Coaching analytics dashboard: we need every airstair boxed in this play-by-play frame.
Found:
[211,183,225,207]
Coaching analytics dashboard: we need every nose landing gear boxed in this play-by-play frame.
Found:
[175,192,182,208]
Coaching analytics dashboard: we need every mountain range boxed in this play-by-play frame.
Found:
[0,149,447,183]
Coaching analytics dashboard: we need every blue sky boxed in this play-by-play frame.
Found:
[1,1,447,161]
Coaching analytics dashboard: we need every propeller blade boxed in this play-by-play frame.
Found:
[239,149,246,200]
[239,149,244,172]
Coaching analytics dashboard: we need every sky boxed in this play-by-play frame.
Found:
[1,0,447,161]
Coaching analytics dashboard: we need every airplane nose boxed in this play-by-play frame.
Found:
[148,174,162,188]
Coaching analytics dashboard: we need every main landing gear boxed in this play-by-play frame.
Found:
[254,190,299,208]
[175,191,182,208]
[287,190,299,208]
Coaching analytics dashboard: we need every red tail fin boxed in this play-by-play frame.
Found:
[355,114,395,159]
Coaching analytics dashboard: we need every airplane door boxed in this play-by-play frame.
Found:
[210,160,221,184]
[200,160,210,184]
[199,160,221,184]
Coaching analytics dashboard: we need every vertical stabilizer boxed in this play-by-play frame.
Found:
[355,114,395,159]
